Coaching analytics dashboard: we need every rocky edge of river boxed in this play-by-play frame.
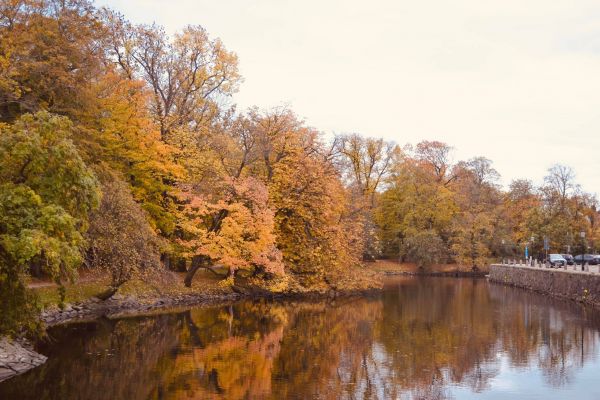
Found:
[0,338,47,383]
[0,291,243,382]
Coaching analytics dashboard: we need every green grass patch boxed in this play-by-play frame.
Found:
[34,280,110,309]
[31,269,230,309]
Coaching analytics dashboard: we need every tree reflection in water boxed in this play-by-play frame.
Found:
[2,277,600,400]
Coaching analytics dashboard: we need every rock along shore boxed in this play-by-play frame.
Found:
[0,338,47,383]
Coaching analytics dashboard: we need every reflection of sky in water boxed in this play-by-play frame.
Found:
[354,343,600,399]
[449,355,600,400]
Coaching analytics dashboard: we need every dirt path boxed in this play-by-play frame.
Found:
[27,280,56,289]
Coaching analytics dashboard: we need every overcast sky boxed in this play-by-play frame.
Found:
[98,0,600,194]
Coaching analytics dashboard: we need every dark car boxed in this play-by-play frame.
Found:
[573,254,599,265]
[561,254,575,265]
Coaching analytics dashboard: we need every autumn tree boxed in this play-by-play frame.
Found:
[0,0,105,121]
[180,176,284,288]
[87,175,163,299]
[451,157,503,269]
[335,134,396,205]
[78,70,182,236]
[103,11,241,140]
[503,179,540,256]
[246,110,373,291]
[414,140,457,186]
[178,108,377,292]
[375,150,457,261]
[402,230,448,269]
[524,165,593,257]
[335,133,397,259]
[0,112,100,335]
[270,139,364,290]
[178,108,295,287]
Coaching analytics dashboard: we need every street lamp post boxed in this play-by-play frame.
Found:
[581,231,586,271]
[531,235,535,266]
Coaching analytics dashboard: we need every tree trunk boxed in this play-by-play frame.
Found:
[184,255,204,287]
[161,253,171,270]
[184,256,228,287]
[96,286,119,301]
[175,258,187,272]
[29,259,42,278]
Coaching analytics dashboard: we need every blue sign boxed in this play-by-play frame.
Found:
[525,246,529,259]
[543,237,549,251]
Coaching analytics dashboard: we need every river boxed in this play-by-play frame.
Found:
[1,277,600,399]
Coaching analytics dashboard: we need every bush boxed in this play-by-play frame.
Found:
[402,230,447,269]
[0,112,99,336]
[87,177,162,299]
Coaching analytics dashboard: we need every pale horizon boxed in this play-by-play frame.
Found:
[99,0,600,195]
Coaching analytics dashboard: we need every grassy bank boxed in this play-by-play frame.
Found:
[30,261,486,311]
[29,264,382,311]
[29,269,231,310]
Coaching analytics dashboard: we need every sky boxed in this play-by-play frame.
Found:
[97,0,600,194]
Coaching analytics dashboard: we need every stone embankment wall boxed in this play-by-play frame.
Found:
[489,264,600,307]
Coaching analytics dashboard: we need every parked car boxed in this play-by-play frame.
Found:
[547,254,567,268]
[573,254,599,265]
[561,254,575,265]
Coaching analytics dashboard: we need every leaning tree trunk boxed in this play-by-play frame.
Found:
[184,255,204,287]
[185,255,225,286]
[184,255,228,287]
[96,284,123,301]
[97,287,118,301]
[184,209,230,287]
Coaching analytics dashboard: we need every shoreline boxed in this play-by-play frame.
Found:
[0,285,380,382]
[382,270,489,278]
[0,268,487,383]
[41,286,384,327]
[488,264,600,308]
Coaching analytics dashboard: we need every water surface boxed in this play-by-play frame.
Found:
[2,277,600,399]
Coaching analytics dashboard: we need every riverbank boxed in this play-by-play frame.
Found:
[489,264,600,307]
[5,260,485,382]
[1,285,242,382]
[1,267,381,382]
[0,339,47,383]
[370,259,489,277]
[27,262,478,326]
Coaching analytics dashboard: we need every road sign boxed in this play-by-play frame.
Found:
[544,237,549,251]
[525,245,529,259]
